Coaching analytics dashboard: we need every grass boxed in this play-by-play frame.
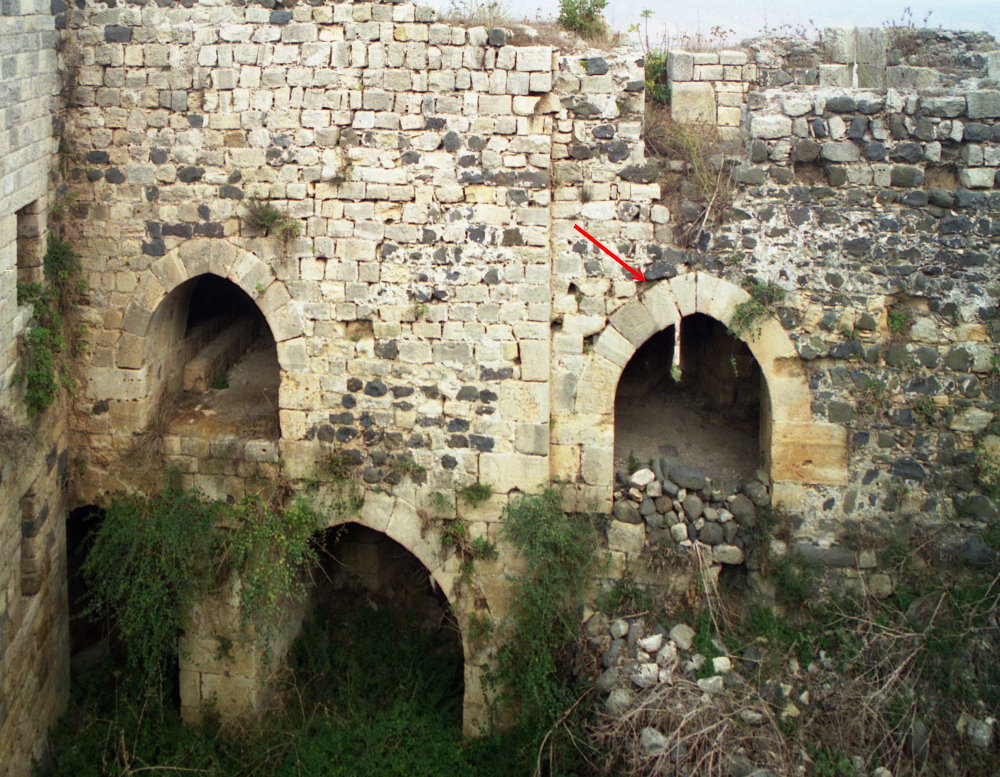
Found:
[458,482,492,507]
[42,604,527,777]
[242,199,300,242]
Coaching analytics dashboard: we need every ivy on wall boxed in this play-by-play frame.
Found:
[83,482,324,686]
[16,234,83,414]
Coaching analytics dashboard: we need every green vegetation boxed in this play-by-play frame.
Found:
[458,481,492,507]
[557,0,607,39]
[242,198,300,242]
[727,280,787,340]
[16,234,83,414]
[491,490,602,730]
[387,453,427,482]
[82,483,321,684]
[976,443,1000,500]
[643,50,669,105]
[887,307,912,339]
[42,605,523,777]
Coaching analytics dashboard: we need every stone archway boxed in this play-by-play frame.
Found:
[553,272,848,511]
[179,490,490,736]
[92,239,307,434]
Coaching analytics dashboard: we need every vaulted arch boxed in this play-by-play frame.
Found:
[179,489,491,735]
[553,272,847,511]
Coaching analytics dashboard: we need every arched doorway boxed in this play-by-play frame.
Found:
[614,313,765,483]
[295,523,465,727]
[179,499,484,733]
[558,272,849,512]
[146,273,280,439]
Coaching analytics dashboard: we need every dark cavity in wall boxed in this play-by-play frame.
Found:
[615,313,763,482]
[155,274,281,439]
[301,523,464,727]
[66,505,112,667]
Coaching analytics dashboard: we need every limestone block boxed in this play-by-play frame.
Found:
[500,381,549,423]
[819,64,851,87]
[640,281,680,330]
[479,452,549,493]
[609,299,657,346]
[717,106,741,126]
[519,339,550,381]
[515,423,549,455]
[114,333,144,369]
[550,413,608,447]
[770,420,848,485]
[607,520,645,554]
[549,443,581,482]
[750,115,791,139]
[719,50,748,66]
[515,47,552,72]
[581,445,613,486]
[821,141,860,162]
[593,326,634,367]
[671,82,715,125]
[958,168,995,189]
[668,273,697,317]
[86,367,150,401]
[667,51,694,82]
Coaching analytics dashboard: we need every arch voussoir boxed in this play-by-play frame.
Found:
[560,271,849,505]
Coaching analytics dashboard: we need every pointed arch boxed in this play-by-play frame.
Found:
[121,238,304,351]
[556,272,847,510]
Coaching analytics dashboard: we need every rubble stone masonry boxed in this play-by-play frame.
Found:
[0,0,998,768]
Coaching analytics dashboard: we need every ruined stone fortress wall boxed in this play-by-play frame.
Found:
[0,2,70,775]
[1,0,999,769]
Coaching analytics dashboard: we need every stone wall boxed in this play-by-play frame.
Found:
[0,0,996,758]
[54,0,999,724]
[656,30,999,575]
[0,3,70,776]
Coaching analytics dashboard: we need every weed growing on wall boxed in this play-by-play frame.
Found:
[16,234,82,414]
[242,198,300,242]
[83,483,321,685]
[727,280,787,340]
[491,490,602,729]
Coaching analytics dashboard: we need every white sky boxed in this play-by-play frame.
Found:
[457,0,1000,44]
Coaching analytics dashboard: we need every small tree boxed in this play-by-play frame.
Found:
[557,0,607,39]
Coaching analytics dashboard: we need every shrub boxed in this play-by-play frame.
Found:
[727,281,787,340]
[491,490,602,728]
[557,0,607,39]
[644,50,669,104]
[83,485,321,685]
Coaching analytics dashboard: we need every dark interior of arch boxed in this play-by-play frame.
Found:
[614,313,763,482]
[67,505,109,664]
[292,523,464,727]
[157,274,280,439]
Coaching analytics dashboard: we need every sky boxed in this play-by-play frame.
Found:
[476,0,1000,44]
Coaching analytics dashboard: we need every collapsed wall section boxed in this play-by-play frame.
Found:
[654,29,1000,555]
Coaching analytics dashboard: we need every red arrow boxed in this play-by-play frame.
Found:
[573,225,646,282]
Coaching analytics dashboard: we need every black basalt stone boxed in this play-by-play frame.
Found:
[825,95,856,113]
[178,165,204,182]
[104,24,132,42]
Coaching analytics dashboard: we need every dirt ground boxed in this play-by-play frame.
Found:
[614,382,762,483]
[167,338,280,439]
